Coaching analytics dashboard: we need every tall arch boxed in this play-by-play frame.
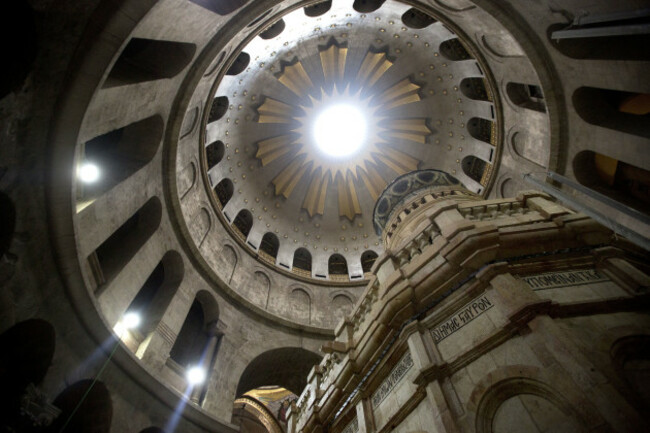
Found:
[88,196,162,292]
[226,52,250,76]
[235,347,322,397]
[206,140,225,170]
[401,8,436,29]
[123,251,184,357]
[259,232,280,263]
[292,247,312,277]
[207,96,229,123]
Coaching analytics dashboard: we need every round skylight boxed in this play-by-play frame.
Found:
[313,104,367,157]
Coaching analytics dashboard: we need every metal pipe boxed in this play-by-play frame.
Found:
[547,171,650,225]
[523,173,650,251]
[573,8,650,26]
[552,23,650,40]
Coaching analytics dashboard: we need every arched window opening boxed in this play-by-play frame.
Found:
[440,38,472,61]
[506,82,546,113]
[78,116,163,208]
[121,251,184,357]
[0,319,55,428]
[304,1,332,17]
[259,19,285,39]
[328,254,348,278]
[573,151,650,214]
[573,88,650,139]
[259,232,280,263]
[292,248,312,277]
[467,117,494,144]
[49,380,113,433]
[460,77,490,101]
[235,348,322,397]
[462,155,488,185]
[188,0,246,16]
[611,335,650,409]
[88,197,162,292]
[0,192,16,259]
[169,292,220,403]
[170,301,207,369]
[401,8,436,29]
[547,23,650,61]
[232,209,253,240]
[233,387,297,433]
[207,96,229,124]
[214,178,234,208]
[353,0,385,13]
[361,250,378,274]
[226,52,250,76]
[103,38,195,88]
[206,140,225,170]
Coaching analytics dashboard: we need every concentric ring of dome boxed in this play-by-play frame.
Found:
[201,0,501,281]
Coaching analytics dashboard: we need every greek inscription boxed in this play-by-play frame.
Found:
[430,295,493,343]
[371,353,414,408]
[340,415,358,433]
[522,270,606,290]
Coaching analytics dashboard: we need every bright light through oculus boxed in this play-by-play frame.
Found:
[187,366,206,385]
[78,162,100,183]
[313,104,367,157]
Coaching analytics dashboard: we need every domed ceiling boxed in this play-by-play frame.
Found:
[201,0,500,281]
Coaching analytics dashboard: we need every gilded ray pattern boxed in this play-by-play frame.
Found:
[255,46,432,220]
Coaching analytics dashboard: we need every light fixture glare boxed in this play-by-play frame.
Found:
[78,162,100,183]
[313,104,367,157]
[187,366,207,385]
[122,312,141,329]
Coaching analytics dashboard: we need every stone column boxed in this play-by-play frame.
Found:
[356,397,374,433]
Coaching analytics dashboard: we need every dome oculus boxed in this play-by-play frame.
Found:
[313,103,367,157]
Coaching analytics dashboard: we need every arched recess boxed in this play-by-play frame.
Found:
[235,347,322,397]
[506,82,546,113]
[611,335,650,409]
[259,19,285,39]
[467,117,494,144]
[332,294,354,320]
[0,192,16,259]
[232,209,253,240]
[190,207,212,246]
[206,140,225,170]
[401,8,436,29]
[221,244,238,283]
[103,38,196,88]
[462,156,489,186]
[248,271,271,308]
[475,378,586,433]
[328,254,348,277]
[122,251,184,357]
[460,77,490,102]
[214,178,234,208]
[207,96,229,123]
[289,288,311,324]
[259,232,280,263]
[77,115,163,206]
[353,0,385,13]
[0,319,55,425]
[361,250,378,274]
[48,380,113,433]
[169,291,220,371]
[573,150,650,214]
[573,88,650,139]
[88,196,162,292]
[440,38,472,61]
[188,0,246,16]
[292,247,312,277]
[547,23,650,61]
[304,1,332,17]
[178,161,196,198]
[511,131,546,167]
[226,52,250,76]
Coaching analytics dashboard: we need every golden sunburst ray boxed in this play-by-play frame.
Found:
[255,47,431,220]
